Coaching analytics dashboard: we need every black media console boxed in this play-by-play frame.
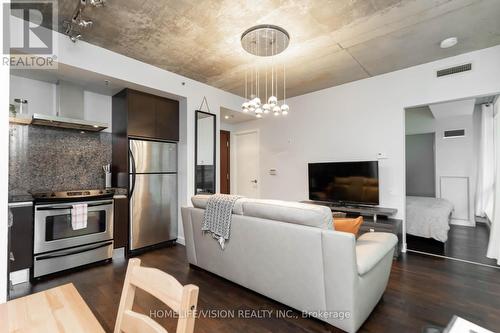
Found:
[302,201,398,222]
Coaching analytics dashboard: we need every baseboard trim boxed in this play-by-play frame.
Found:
[10,269,29,285]
[484,219,492,229]
[450,219,475,227]
[176,236,185,246]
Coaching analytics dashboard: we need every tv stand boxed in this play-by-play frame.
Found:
[302,201,398,222]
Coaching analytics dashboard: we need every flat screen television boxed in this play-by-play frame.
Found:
[308,161,379,205]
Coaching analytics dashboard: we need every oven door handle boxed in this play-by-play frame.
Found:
[35,241,113,261]
[36,201,113,211]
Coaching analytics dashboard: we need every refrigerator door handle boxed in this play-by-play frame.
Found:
[129,147,137,197]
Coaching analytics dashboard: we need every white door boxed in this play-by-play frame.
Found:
[234,130,259,198]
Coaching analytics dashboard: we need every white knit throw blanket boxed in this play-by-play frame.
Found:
[201,194,241,249]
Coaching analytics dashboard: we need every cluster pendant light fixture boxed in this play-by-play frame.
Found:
[241,25,290,118]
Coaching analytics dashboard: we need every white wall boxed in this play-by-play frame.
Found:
[405,107,434,134]
[234,45,500,250]
[9,75,113,132]
[436,115,477,225]
[406,108,479,225]
[0,0,9,304]
[220,121,236,132]
[83,91,112,133]
[9,75,55,116]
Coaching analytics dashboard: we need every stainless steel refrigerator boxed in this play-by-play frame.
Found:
[129,139,177,251]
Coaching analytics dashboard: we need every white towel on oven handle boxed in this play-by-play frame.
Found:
[71,203,88,230]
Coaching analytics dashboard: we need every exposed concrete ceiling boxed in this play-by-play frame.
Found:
[45,0,500,98]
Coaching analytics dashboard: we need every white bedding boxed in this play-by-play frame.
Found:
[406,196,454,242]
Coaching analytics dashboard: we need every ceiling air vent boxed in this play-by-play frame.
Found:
[444,129,465,138]
[437,63,472,77]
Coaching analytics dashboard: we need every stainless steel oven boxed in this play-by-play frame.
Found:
[32,190,114,278]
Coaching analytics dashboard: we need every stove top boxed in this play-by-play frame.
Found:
[32,189,115,202]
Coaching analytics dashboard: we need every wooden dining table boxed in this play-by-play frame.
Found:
[0,283,105,333]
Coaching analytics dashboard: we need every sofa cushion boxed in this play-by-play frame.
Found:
[356,232,398,275]
[241,199,333,229]
[191,195,244,215]
[334,217,363,236]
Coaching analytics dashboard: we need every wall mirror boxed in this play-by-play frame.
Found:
[195,110,216,194]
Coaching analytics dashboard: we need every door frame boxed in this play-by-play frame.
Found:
[402,92,500,260]
[220,130,231,194]
[233,129,260,198]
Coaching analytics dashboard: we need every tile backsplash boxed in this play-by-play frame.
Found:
[9,124,112,195]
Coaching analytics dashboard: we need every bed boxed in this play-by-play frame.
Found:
[406,196,454,243]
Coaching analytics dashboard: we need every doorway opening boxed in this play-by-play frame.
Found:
[404,94,499,267]
[220,107,259,197]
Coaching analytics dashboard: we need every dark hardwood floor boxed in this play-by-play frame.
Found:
[10,245,500,332]
[445,223,498,266]
[408,223,499,266]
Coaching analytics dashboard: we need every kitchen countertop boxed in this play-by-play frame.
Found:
[8,187,128,204]
[8,194,33,204]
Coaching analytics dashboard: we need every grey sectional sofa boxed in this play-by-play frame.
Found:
[181,196,397,332]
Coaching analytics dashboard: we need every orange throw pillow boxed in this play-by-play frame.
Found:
[334,216,363,236]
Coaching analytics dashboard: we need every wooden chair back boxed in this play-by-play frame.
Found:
[114,258,199,333]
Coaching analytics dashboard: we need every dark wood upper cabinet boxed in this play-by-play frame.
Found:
[114,88,180,142]
[155,96,179,141]
[127,90,158,138]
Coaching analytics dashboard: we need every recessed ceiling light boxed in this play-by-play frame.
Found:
[440,37,458,49]
[224,115,230,119]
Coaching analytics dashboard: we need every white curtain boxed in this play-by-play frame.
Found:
[486,102,499,263]
[475,104,495,219]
